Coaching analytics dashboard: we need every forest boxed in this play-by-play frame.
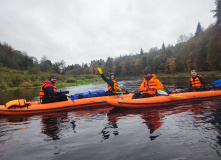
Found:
[0,0,220,78]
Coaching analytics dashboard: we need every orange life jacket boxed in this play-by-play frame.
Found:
[40,81,56,97]
[139,74,164,95]
[107,79,118,91]
[190,75,205,88]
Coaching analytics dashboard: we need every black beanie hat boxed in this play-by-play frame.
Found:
[49,74,56,80]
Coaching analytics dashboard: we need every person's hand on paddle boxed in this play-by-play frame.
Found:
[97,67,103,74]
[175,89,184,93]
[145,86,155,91]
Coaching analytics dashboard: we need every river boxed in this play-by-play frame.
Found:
[0,77,221,160]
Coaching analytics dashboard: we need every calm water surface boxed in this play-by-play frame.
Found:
[0,77,221,160]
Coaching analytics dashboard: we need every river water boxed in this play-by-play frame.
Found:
[0,77,221,160]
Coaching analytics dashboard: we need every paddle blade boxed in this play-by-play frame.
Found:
[157,90,169,96]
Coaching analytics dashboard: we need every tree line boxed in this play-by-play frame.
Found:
[66,0,221,76]
[0,43,66,74]
[0,0,221,76]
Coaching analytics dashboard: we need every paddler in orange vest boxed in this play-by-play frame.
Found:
[97,67,121,95]
[175,70,207,93]
[189,70,206,89]
[40,74,68,104]
[132,70,164,99]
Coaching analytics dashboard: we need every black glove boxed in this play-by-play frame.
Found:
[62,91,69,94]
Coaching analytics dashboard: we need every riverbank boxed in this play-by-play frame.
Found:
[0,67,220,91]
[117,71,221,80]
[0,67,103,91]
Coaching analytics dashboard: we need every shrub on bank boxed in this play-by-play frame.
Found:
[66,79,76,83]
[19,80,34,87]
[27,68,40,75]
[0,81,8,90]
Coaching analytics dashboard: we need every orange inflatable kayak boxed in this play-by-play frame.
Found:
[106,90,221,108]
[0,94,132,115]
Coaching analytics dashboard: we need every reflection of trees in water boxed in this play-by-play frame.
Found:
[0,88,40,104]
[0,115,32,145]
[41,112,69,141]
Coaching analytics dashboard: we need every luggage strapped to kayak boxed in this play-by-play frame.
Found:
[5,99,31,109]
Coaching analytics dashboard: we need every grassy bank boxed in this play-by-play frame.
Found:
[0,67,103,91]
[157,71,221,78]
[0,67,220,91]
[118,71,221,79]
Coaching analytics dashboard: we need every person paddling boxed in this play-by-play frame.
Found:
[40,74,68,104]
[97,67,121,95]
[132,70,164,99]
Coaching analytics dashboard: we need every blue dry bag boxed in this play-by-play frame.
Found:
[89,91,99,97]
[73,93,79,99]
[212,79,221,87]
[70,95,75,100]
[97,89,107,96]
[82,92,91,98]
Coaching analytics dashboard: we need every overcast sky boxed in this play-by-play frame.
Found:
[0,0,216,65]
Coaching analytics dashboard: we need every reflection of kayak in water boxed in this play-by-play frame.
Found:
[0,94,132,115]
[107,90,221,108]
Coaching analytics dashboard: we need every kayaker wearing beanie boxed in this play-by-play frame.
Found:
[40,74,68,104]
[132,70,164,99]
[97,67,120,94]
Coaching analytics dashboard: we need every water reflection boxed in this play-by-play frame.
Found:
[102,107,164,141]
[0,88,40,104]
[0,100,221,158]
[41,112,69,141]
[70,120,76,132]
[101,100,221,144]
[40,107,114,141]
[0,115,33,145]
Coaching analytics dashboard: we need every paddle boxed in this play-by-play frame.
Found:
[60,90,70,94]
[156,90,169,96]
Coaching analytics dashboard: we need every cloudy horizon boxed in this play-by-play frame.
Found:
[0,0,216,66]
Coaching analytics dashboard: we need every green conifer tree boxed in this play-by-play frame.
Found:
[195,22,203,37]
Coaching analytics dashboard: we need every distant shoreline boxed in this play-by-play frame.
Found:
[1,70,220,91]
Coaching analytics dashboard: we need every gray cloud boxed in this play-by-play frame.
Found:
[0,0,216,65]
